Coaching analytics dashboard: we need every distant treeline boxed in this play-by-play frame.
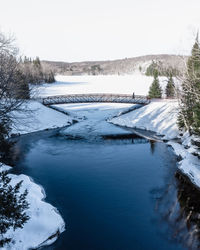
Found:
[43,54,186,76]
[20,56,55,84]
[145,60,180,76]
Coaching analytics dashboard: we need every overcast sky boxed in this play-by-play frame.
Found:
[0,0,200,62]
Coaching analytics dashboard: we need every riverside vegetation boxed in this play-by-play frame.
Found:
[0,31,56,247]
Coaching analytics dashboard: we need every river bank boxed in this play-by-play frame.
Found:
[0,101,75,249]
[111,99,200,189]
[0,163,65,250]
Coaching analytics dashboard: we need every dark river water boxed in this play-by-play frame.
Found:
[7,104,200,250]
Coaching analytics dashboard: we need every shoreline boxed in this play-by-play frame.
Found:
[111,123,200,190]
[110,100,200,190]
[0,163,65,250]
[0,101,76,249]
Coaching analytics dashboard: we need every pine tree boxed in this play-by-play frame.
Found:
[187,32,200,80]
[178,32,200,134]
[148,71,162,98]
[165,75,175,98]
[0,170,29,247]
[145,60,159,76]
[33,57,41,68]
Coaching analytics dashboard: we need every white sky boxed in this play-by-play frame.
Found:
[0,0,200,62]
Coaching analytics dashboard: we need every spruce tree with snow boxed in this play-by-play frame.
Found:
[165,75,175,98]
[0,170,29,247]
[148,71,162,98]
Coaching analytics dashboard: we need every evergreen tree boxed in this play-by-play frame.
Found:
[33,57,43,83]
[165,75,175,98]
[148,71,162,98]
[178,32,200,134]
[145,60,159,76]
[0,170,29,247]
[146,60,180,77]
[187,32,200,79]
[33,56,41,68]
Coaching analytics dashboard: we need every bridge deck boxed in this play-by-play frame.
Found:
[42,93,150,105]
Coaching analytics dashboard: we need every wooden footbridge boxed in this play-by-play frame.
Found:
[42,93,150,105]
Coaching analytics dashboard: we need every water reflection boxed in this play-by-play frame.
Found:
[150,140,156,154]
[102,133,149,145]
[8,131,150,166]
[152,167,200,249]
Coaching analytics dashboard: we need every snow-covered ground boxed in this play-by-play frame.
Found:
[168,139,200,188]
[111,100,179,140]
[0,164,65,250]
[11,101,73,135]
[36,74,169,97]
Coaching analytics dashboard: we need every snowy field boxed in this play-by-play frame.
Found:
[36,74,168,97]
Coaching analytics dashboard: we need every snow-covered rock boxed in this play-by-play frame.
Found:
[0,164,65,250]
[111,100,179,140]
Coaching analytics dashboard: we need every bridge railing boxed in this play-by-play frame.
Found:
[42,93,150,105]
[42,93,147,98]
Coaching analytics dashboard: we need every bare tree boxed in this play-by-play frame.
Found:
[0,32,30,131]
[0,32,30,247]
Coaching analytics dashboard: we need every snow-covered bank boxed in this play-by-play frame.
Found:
[2,101,71,249]
[168,139,200,188]
[111,100,179,140]
[111,100,200,189]
[0,164,65,250]
[167,131,200,188]
[11,101,73,135]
